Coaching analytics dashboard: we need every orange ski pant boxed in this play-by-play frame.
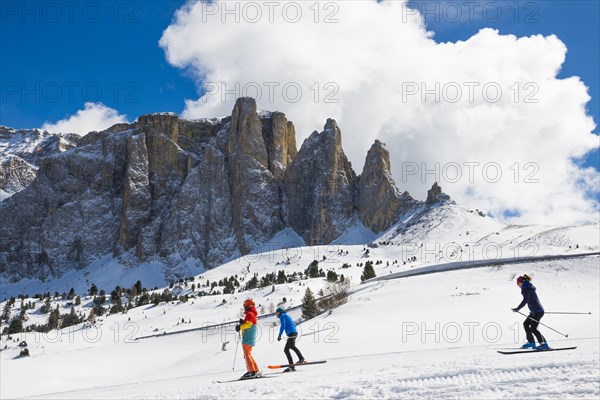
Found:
[243,344,259,372]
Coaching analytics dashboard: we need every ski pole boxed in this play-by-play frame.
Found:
[232,332,240,371]
[515,310,569,338]
[543,311,592,315]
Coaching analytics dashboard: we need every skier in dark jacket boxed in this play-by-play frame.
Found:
[512,274,549,350]
[276,307,305,372]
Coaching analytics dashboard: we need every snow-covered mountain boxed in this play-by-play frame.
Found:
[0,126,78,201]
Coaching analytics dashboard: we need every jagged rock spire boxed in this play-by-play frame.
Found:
[426,182,452,205]
[358,140,416,233]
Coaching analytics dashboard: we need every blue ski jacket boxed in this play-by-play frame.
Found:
[277,311,298,337]
[516,281,544,313]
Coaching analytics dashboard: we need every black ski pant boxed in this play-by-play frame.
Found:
[284,333,304,365]
[524,311,546,344]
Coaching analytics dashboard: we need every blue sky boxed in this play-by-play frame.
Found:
[1,0,598,170]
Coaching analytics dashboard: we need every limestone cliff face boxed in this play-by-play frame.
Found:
[0,130,131,279]
[225,98,284,254]
[358,140,417,233]
[284,119,357,244]
[117,134,151,253]
[0,156,37,198]
[261,112,297,178]
[0,98,436,283]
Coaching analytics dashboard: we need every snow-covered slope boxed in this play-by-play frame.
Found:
[2,203,598,300]
[1,232,598,398]
[1,259,598,398]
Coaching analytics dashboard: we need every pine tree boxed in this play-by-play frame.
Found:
[110,298,124,314]
[61,307,81,328]
[67,288,75,300]
[301,288,318,320]
[48,308,60,330]
[305,260,320,278]
[246,276,258,290]
[135,280,143,294]
[40,297,52,314]
[361,261,376,282]
[7,315,23,334]
[277,270,287,284]
[89,283,98,296]
[326,270,338,282]
[87,308,96,324]
[1,302,11,322]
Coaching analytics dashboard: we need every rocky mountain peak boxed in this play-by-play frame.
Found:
[426,182,452,205]
[358,140,417,233]
[323,118,340,133]
[284,119,357,244]
[227,97,268,166]
[365,140,391,173]
[136,113,180,143]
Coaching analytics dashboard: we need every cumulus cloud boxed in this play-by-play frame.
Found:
[42,102,128,136]
[159,0,599,224]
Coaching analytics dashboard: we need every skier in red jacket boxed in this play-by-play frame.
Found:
[236,298,260,379]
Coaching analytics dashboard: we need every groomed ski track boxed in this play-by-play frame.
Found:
[367,251,600,282]
[20,338,598,399]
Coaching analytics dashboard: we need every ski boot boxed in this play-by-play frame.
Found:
[283,367,296,373]
[240,372,253,380]
[535,342,550,351]
[520,342,536,349]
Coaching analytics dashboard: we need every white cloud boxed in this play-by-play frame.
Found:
[159,0,599,225]
[42,102,128,136]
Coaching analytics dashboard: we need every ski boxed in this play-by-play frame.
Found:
[216,375,277,383]
[497,346,577,355]
[267,360,327,369]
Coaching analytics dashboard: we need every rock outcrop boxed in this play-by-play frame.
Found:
[284,119,357,244]
[0,156,37,198]
[225,98,284,254]
[426,182,453,205]
[358,140,417,233]
[0,126,78,200]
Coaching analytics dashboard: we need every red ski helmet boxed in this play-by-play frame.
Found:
[243,299,255,308]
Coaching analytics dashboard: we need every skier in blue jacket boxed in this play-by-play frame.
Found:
[276,307,305,372]
[512,274,549,350]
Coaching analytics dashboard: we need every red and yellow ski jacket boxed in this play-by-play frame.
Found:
[241,306,258,346]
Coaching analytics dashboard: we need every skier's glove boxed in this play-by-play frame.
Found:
[511,308,518,312]
[277,336,282,341]
[235,324,240,332]
[239,318,244,324]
